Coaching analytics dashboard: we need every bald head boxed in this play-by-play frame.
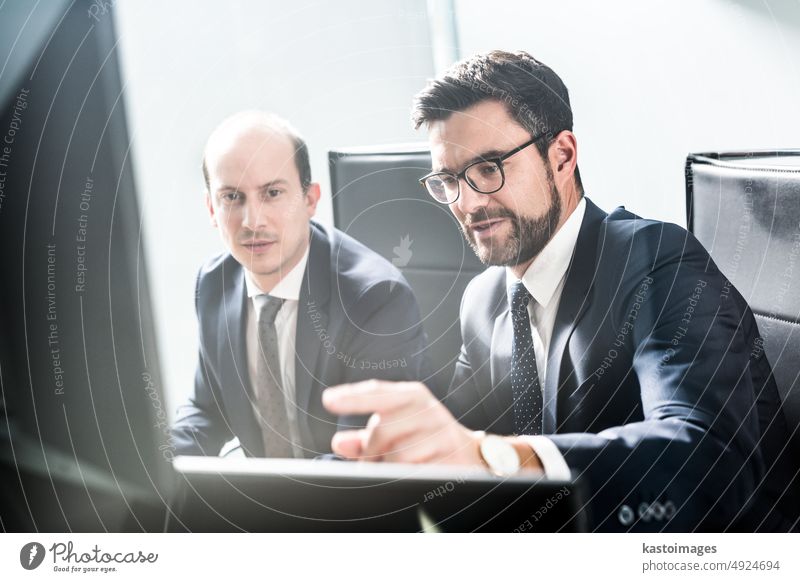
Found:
[202,110,311,192]
[203,110,321,293]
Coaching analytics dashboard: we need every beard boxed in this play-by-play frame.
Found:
[460,174,562,267]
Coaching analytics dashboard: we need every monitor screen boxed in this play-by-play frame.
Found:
[0,0,172,532]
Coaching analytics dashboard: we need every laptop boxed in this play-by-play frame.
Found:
[168,456,588,532]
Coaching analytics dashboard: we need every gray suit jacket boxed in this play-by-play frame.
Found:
[172,221,428,458]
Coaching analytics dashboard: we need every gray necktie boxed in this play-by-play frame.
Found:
[254,295,294,457]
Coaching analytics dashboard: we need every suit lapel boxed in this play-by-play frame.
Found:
[219,262,264,456]
[543,198,606,433]
[488,309,514,429]
[486,271,513,429]
[295,223,332,421]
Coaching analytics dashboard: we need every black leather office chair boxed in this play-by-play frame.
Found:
[685,150,800,482]
[329,144,485,393]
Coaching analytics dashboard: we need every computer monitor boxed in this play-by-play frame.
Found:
[0,0,173,532]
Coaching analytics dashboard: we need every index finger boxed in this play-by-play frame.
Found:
[322,380,424,415]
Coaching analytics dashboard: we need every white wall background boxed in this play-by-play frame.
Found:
[114,0,435,413]
[116,0,800,414]
[454,0,800,225]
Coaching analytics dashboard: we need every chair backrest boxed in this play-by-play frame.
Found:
[329,144,485,392]
[685,150,800,453]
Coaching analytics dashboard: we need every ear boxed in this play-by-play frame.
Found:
[548,130,578,190]
[205,191,218,228]
[304,182,321,218]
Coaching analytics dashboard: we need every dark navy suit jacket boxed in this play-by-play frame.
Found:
[172,221,428,458]
[447,197,797,532]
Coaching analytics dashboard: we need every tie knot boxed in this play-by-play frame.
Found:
[257,295,284,325]
[510,280,532,315]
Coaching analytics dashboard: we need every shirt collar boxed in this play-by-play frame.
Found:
[506,197,587,308]
[244,244,310,302]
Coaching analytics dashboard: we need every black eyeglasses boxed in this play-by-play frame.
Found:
[419,132,550,204]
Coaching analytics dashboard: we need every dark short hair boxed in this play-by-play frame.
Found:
[412,50,582,192]
[202,112,312,193]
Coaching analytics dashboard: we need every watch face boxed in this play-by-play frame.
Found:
[480,435,520,476]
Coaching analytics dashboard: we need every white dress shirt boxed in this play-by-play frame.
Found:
[244,246,309,458]
[506,198,586,480]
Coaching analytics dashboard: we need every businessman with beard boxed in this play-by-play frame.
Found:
[321,51,798,532]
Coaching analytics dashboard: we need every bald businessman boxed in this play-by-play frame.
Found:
[171,111,428,459]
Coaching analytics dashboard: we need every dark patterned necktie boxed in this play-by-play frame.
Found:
[254,295,294,457]
[509,280,544,435]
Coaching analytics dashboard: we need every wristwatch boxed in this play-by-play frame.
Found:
[477,432,521,476]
